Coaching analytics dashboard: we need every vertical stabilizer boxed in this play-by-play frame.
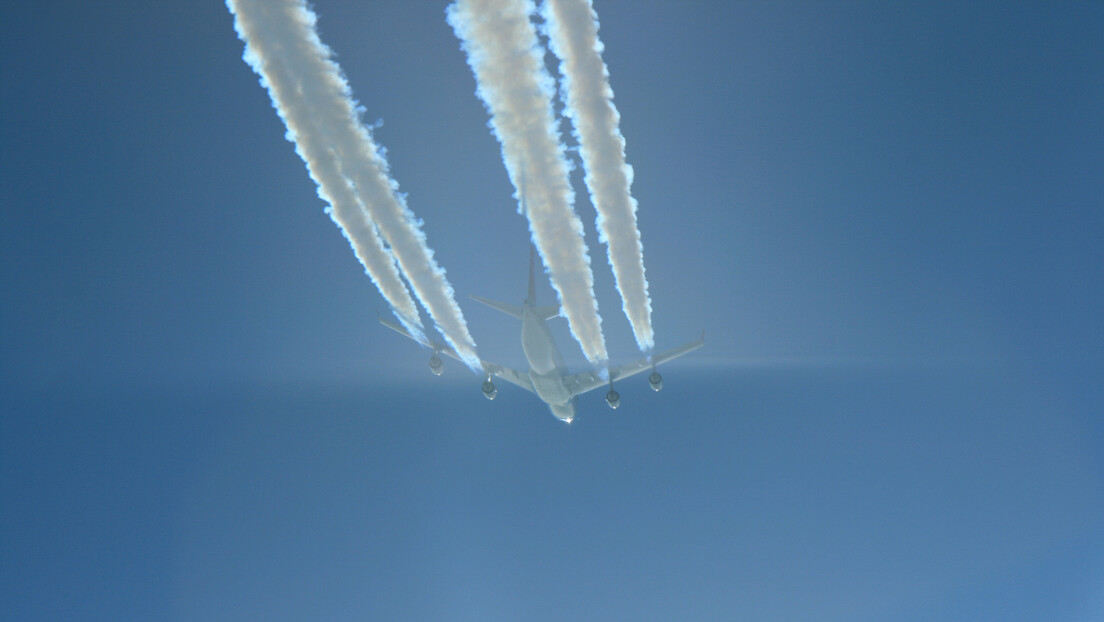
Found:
[527,244,537,306]
[519,160,528,216]
[522,160,537,307]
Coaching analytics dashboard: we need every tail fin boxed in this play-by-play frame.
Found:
[472,245,559,321]
[521,161,536,306]
[526,244,560,319]
[519,162,528,217]
[527,244,536,306]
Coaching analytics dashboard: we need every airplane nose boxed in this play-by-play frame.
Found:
[550,403,575,422]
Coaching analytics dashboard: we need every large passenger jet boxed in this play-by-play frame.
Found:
[379,247,704,423]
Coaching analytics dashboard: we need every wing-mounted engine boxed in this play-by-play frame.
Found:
[648,370,663,392]
[482,378,498,400]
[605,382,620,409]
[428,353,444,376]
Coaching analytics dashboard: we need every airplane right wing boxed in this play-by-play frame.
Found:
[378,316,535,394]
[563,333,705,397]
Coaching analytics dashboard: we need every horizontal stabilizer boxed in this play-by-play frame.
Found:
[533,304,561,321]
[470,295,523,319]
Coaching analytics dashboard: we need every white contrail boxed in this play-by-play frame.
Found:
[227,0,482,370]
[447,0,608,366]
[541,0,654,352]
[232,19,424,341]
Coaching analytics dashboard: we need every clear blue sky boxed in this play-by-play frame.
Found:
[2,1,1102,620]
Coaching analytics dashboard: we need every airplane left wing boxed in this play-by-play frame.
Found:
[378,315,455,356]
[378,316,535,394]
[563,334,705,397]
[481,361,535,394]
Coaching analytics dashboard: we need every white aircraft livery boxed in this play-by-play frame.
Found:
[380,247,703,423]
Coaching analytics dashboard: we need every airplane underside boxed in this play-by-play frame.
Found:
[379,246,702,422]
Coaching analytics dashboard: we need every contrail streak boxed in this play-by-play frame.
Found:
[447,0,609,366]
[541,0,654,352]
[230,11,423,341]
[227,0,481,370]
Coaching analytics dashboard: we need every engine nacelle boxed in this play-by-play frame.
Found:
[481,380,498,400]
[605,388,620,410]
[428,354,443,376]
[648,371,663,392]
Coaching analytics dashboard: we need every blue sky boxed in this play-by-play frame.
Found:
[2,1,1103,620]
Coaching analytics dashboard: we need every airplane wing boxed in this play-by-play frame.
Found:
[563,334,705,397]
[378,316,535,394]
[481,360,535,394]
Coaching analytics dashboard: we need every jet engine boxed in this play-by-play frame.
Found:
[648,371,663,392]
[605,388,620,410]
[481,379,498,400]
[428,354,443,376]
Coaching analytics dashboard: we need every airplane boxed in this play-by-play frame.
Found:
[379,246,704,423]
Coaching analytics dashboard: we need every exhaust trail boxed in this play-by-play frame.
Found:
[231,17,423,341]
[447,0,609,366]
[541,0,654,352]
[227,0,482,370]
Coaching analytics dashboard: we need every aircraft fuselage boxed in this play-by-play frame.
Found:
[520,305,576,422]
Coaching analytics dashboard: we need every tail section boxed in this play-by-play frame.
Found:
[527,244,536,306]
[471,245,560,321]
[520,162,535,306]
[526,245,560,320]
[473,171,555,321]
